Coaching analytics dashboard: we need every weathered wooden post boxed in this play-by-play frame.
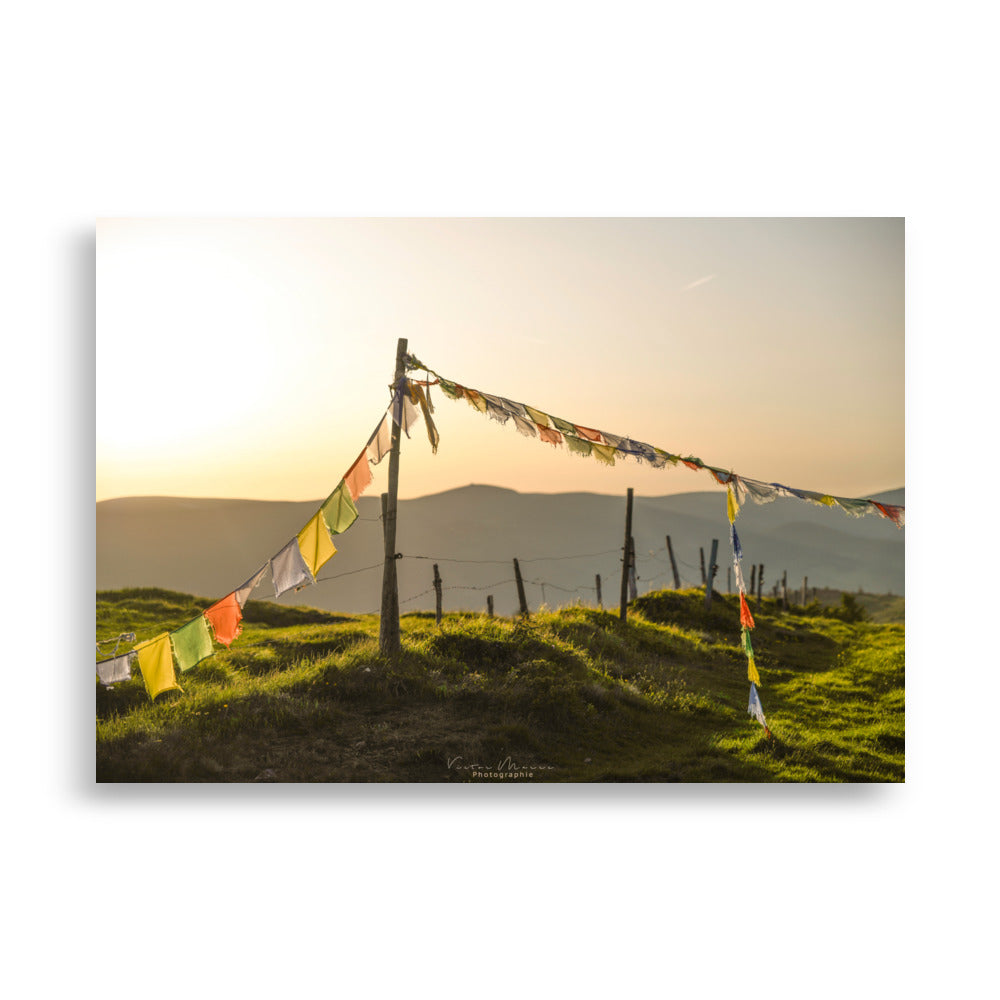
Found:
[727,566,732,593]
[486,595,494,617]
[699,547,706,585]
[704,538,719,609]
[628,535,638,601]
[595,573,602,608]
[433,563,443,625]
[378,337,407,657]
[801,576,808,607]
[757,564,764,608]
[665,535,681,589]
[619,488,633,621]
[781,570,788,610]
[750,564,756,594]
[513,558,530,619]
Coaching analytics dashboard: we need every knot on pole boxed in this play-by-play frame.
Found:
[394,552,403,560]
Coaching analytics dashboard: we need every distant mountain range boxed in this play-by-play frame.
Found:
[97,486,904,617]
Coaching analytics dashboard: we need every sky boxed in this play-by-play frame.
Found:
[96,217,903,502]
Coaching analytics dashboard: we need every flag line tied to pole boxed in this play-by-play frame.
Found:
[98,347,902,737]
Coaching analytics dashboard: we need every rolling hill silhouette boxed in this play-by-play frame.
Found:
[97,486,904,617]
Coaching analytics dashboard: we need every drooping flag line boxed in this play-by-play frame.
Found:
[403,352,904,734]
[98,350,902,737]
[96,379,429,701]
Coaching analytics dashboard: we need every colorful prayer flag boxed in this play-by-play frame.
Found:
[170,615,214,672]
[592,443,616,467]
[464,388,488,414]
[320,481,359,535]
[204,592,244,648]
[574,424,603,442]
[297,511,337,578]
[524,405,550,427]
[409,382,440,451]
[727,486,739,523]
[537,425,563,446]
[550,415,577,435]
[565,435,592,458]
[344,449,373,501]
[739,592,755,629]
[366,416,392,465]
[96,652,133,686]
[270,538,313,599]
[234,564,268,608]
[438,379,463,400]
[747,657,760,685]
[748,683,767,728]
[511,413,537,438]
[133,633,183,701]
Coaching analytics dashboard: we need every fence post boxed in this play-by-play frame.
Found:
[378,336,408,657]
[595,573,602,608]
[727,566,732,594]
[704,538,719,609]
[487,595,494,618]
[757,564,764,608]
[700,547,706,585]
[781,570,788,610]
[628,535,638,601]
[619,488,633,622]
[513,558,530,619]
[665,535,681,589]
[433,563,442,625]
[750,563,756,594]
[801,576,808,607]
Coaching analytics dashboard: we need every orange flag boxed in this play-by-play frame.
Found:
[204,592,243,648]
[537,425,562,446]
[739,592,755,629]
[344,448,373,501]
[574,424,603,442]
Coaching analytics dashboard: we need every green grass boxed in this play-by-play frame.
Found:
[96,587,904,783]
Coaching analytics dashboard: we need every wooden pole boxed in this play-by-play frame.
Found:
[513,558,529,618]
[699,547,706,585]
[781,570,788,610]
[595,573,602,608]
[628,535,638,601]
[704,538,719,609]
[620,488,633,621]
[378,337,407,657]
[801,576,808,607]
[433,563,442,625]
[665,535,681,589]
[727,566,732,593]
[757,564,764,608]
[487,594,494,617]
[750,563,756,594]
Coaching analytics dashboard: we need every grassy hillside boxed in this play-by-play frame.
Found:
[96,587,904,782]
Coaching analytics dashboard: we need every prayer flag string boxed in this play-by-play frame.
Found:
[97,381,431,699]
[408,356,904,529]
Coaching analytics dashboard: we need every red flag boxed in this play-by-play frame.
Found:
[537,425,563,446]
[204,592,243,648]
[344,448,373,501]
[740,592,755,629]
[573,424,603,442]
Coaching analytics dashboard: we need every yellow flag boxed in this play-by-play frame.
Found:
[133,633,183,701]
[747,656,760,685]
[592,443,616,466]
[297,511,337,578]
[524,405,551,428]
[727,486,739,523]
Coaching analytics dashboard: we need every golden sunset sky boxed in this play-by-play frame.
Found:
[97,217,903,502]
